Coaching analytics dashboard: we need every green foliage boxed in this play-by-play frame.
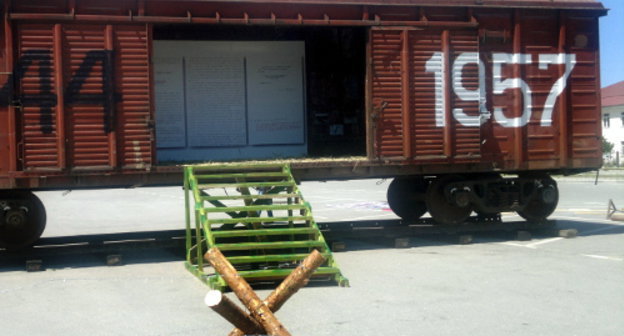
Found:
[602,137,614,155]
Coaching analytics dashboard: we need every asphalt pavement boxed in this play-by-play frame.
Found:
[0,176,623,336]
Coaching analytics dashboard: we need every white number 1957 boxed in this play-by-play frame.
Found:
[425,52,577,128]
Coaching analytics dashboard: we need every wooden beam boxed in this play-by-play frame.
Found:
[205,247,291,336]
[53,23,66,170]
[204,290,263,334]
[228,249,327,336]
[401,29,412,159]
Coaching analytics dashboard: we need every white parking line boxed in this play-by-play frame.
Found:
[498,242,536,249]
[553,215,622,225]
[525,237,564,248]
[348,213,398,221]
[581,254,623,262]
[498,237,564,249]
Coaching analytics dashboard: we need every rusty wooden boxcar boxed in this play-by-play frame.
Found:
[0,0,606,248]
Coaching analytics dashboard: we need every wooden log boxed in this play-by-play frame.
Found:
[265,249,327,311]
[204,290,263,334]
[205,247,291,336]
[228,249,327,336]
[610,213,624,222]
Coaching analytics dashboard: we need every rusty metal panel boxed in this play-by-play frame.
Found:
[371,29,403,159]
[371,7,602,169]
[7,0,606,29]
[16,24,60,171]
[476,9,515,168]
[0,16,11,177]
[12,0,67,13]
[372,27,481,161]
[567,15,601,160]
[521,11,561,164]
[475,9,602,170]
[114,25,153,170]
[448,29,481,159]
[140,0,606,14]
[12,22,153,173]
[63,24,114,170]
[74,0,136,15]
[408,29,444,158]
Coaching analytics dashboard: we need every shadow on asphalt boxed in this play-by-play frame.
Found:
[0,219,621,272]
[323,219,624,251]
[0,230,186,272]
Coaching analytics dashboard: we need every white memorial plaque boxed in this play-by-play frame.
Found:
[153,41,307,162]
[247,49,305,145]
[154,57,186,148]
[185,57,247,147]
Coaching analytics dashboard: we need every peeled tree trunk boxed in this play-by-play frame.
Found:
[227,249,327,336]
[204,290,264,334]
[205,247,291,336]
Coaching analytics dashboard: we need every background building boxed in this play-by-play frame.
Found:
[601,81,624,165]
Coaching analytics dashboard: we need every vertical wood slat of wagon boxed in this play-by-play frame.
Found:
[365,28,375,159]
[408,29,445,159]
[557,12,570,167]
[400,29,411,159]
[2,14,16,174]
[53,23,66,169]
[147,24,155,164]
[566,15,601,166]
[476,10,514,166]
[521,11,560,168]
[441,30,452,158]
[105,25,117,169]
[16,24,60,171]
[114,25,152,170]
[512,10,524,170]
[449,29,481,160]
[63,24,113,170]
[370,29,404,159]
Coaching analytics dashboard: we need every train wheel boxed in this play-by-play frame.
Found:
[0,191,47,250]
[425,175,472,225]
[518,176,558,222]
[386,176,428,220]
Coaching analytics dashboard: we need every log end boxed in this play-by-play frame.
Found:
[204,290,224,307]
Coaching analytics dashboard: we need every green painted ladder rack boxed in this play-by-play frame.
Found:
[184,163,348,290]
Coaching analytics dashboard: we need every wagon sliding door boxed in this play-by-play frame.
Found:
[15,23,152,172]
[370,27,482,162]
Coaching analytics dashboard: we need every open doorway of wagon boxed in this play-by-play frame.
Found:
[151,25,366,163]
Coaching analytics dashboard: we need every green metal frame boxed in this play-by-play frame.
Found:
[184,163,348,290]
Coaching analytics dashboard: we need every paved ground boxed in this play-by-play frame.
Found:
[1,176,623,336]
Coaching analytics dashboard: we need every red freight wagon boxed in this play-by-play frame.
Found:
[0,0,606,248]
